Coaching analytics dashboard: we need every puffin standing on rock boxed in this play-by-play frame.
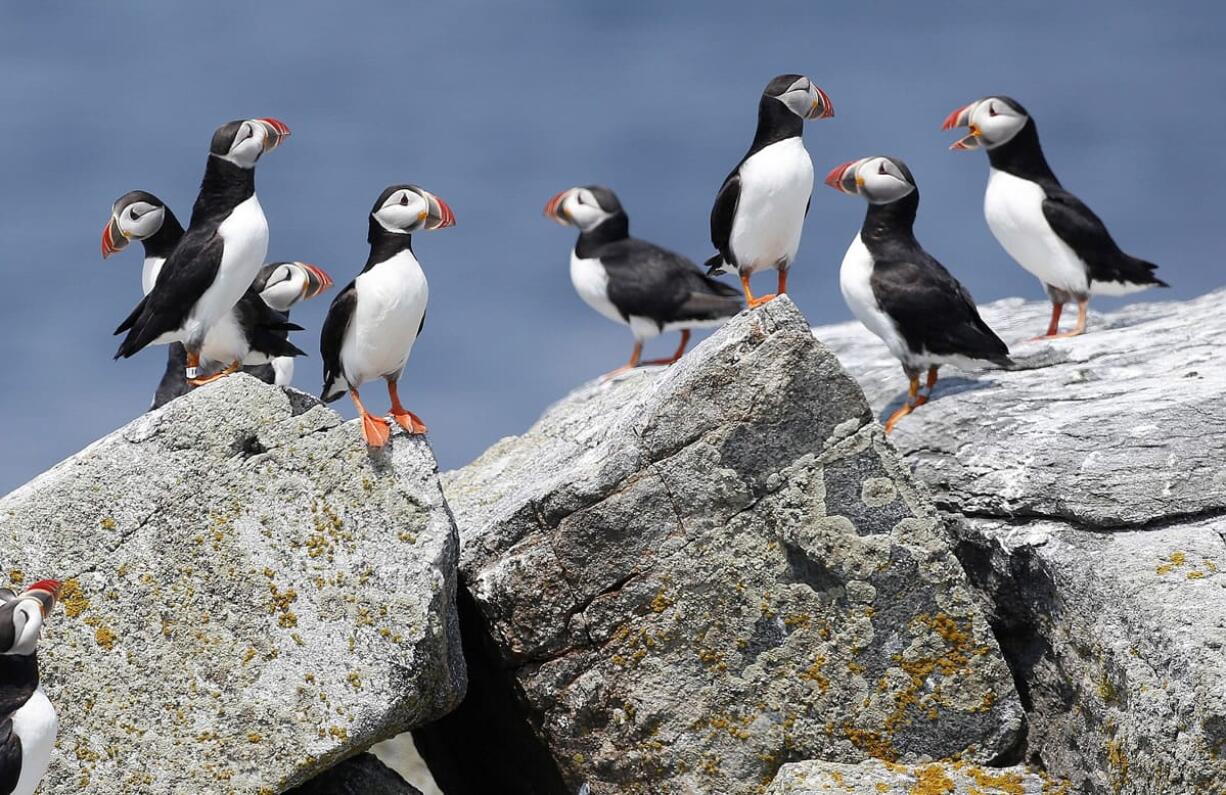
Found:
[544,185,742,377]
[943,96,1166,338]
[706,74,834,307]
[103,191,330,405]
[0,580,60,795]
[320,185,456,447]
[113,118,292,383]
[826,156,1011,432]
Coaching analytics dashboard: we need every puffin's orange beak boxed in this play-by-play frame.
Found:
[543,189,572,225]
[255,118,291,152]
[101,216,127,259]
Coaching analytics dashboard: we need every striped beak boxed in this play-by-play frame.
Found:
[295,262,334,300]
[942,101,983,151]
[21,580,61,619]
[255,118,291,153]
[824,159,867,195]
[806,83,836,120]
[420,190,456,231]
[543,189,574,225]
[101,215,128,258]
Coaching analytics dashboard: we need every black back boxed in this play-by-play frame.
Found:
[0,654,37,720]
[0,719,19,795]
[860,186,1010,365]
[986,104,1165,289]
[576,197,741,329]
[114,156,257,359]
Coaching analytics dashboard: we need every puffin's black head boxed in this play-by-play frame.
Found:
[102,190,168,258]
[763,74,835,121]
[542,185,624,232]
[0,580,59,657]
[369,184,456,238]
[256,262,335,311]
[209,118,291,168]
[942,96,1030,151]
[824,156,916,205]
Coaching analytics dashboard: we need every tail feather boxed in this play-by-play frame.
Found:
[704,254,730,277]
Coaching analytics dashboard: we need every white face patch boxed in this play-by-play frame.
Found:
[3,600,45,656]
[561,188,613,231]
[116,202,165,241]
[259,264,308,311]
[972,98,1029,149]
[219,121,269,168]
[857,158,915,205]
[374,189,429,233]
[779,77,815,119]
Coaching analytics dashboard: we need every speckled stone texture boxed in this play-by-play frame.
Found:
[435,297,1023,795]
[817,289,1226,794]
[766,759,1063,794]
[0,375,464,794]
[286,752,422,795]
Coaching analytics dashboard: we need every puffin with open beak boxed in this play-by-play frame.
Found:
[943,96,1166,339]
[826,156,1011,432]
[0,579,61,795]
[706,74,834,308]
[544,185,742,378]
[320,185,455,447]
[113,118,292,385]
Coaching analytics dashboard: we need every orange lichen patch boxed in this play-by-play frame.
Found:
[885,612,984,732]
[1187,571,1206,580]
[268,582,299,628]
[7,570,24,587]
[60,578,89,618]
[650,589,674,613]
[99,517,117,530]
[94,626,117,650]
[966,765,1026,794]
[799,654,830,693]
[841,725,896,761]
[911,764,954,794]
[1106,740,1129,793]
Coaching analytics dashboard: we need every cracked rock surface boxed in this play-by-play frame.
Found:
[817,289,1226,794]
[0,375,464,794]
[429,298,1023,795]
[765,758,1062,794]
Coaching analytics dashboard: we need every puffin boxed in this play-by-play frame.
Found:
[825,156,1011,432]
[0,580,60,795]
[104,192,331,405]
[943,96,1166,338]
[113,118,292,384]
[706,74,834,308]
[544,185,743,376]
[320,184,455,447]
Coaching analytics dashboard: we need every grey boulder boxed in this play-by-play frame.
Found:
[766,759,1061,794]
[428,297,1024,795]
[817,289,1226,794]
[0,375,464,794]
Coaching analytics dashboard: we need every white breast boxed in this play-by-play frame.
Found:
[340,249,429,388]
[141,256,165,295]
[839,234,909,364]
[12,685,57,795]
[729,137,814,274]
[199,309,257,366]
[570,252,626,327]
[984,168,1088,296]
[183,195,269,347]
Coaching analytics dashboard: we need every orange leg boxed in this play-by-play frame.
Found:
[1030,301,1064,340]
[387,380,427,435]
[913,366,939,407]
[184,351,202,382]
[777,269,788,297]
[602,341,644,380]
[884,375,922,433]
[188,359,241,386]
[643,330,691,366]
[350,387,390,447]
[741,273,776,309]
[1047,299,1088,339]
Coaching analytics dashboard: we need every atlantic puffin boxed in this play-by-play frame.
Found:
[320,185,455,447]
[706,74,834,308]
[113,118,291,384]
[0,580,60,795]
[826,156,1011,431]
[544,185,742,376]
[942,96,1166,338]
[104,191,330,405]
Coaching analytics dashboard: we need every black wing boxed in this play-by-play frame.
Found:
[114,228,225,358]
[319,281,357,402]
[600,239,742,329]
[706,171,741,273]
[870,254,1011,366]
[1041,188,1166,288]
[234,290,305,359]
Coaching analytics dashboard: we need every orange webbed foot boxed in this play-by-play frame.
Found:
[391,408,428,435]
[747,293,777,309]
[360,413,392,447]
[188,360,240,386]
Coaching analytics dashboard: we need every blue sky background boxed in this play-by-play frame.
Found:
[1,2,1222,492]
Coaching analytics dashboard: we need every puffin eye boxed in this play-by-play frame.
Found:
[878,163,887,176]
[129,207,141,220]
[988,104,998,117]
[399,193,409,206]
